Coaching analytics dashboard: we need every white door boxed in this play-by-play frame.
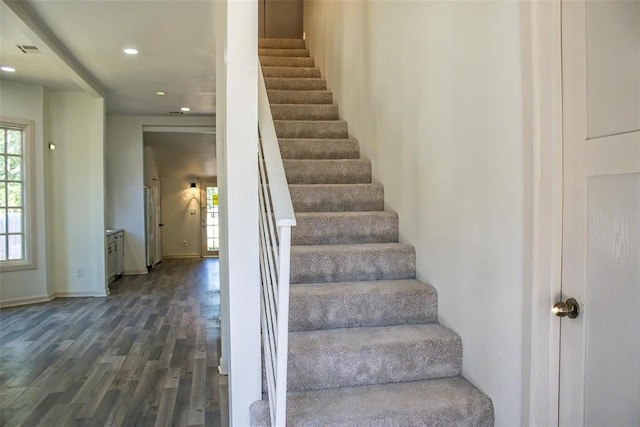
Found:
[150,180,162,265]
[200,179,219,257]
[560,1,640,425]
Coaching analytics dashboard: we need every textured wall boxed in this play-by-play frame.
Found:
[304,2,525,424]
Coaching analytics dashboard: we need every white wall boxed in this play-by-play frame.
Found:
[0,81,49,305]
[0,81,106,305]
[106,116,213,275]
[216,0,261,425]
[160,177,200,257]
[305,2,525,425]
[47,91,106,296]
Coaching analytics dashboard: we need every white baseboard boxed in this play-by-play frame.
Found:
[162,254,200,259]
[123,270,148,275]
[50,291,107,298]
[0,294,51,308]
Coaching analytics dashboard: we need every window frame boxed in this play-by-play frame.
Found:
[0,117,36,272]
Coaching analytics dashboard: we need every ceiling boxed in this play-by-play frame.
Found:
[0,0,217,178]
[144,131,216,179]
[0,0,216,116]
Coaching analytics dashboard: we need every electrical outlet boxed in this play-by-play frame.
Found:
[77,268,84,277]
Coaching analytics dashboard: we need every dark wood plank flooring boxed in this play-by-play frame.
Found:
[0,258,228,427]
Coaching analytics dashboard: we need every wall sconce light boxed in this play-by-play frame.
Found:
[190,182,197,196]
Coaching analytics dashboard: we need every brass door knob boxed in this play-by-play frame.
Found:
[552,297,580,319]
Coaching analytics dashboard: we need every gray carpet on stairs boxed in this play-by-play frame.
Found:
[253,38,494,427]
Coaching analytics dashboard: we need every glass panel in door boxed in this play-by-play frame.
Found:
[201,180,219,257]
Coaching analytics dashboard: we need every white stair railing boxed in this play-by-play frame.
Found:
[258,64,296,427]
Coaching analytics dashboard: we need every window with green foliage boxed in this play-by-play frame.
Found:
[0,118,35,271]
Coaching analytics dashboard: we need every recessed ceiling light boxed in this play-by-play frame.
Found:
[123,48,138,55]
[156,91,166,96]
[180,107,190,112]
[1,66,16,72]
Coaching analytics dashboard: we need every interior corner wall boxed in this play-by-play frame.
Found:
[216,0,261,425]
[160,177,200,258]
[0,80,49,306]
[304,2,525,425]
[47,91,106,297]
[105,116,213,276]
[143,146,159,187]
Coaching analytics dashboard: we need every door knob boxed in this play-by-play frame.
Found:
[552,297,580,319]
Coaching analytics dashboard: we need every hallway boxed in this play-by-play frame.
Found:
[0,258,228,426]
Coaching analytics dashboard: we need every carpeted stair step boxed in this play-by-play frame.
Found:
[290,243,415,283]
[284,159,371,184]
[271,104,338,121]
[259,48,310,57]
[260,56,314,67]
[258,38,306,49]
[262,66,321,78]
[265,77,326,91]
[250,376,494,427]
[279,138,360,159]
[275,120,348,139]
[292,211,397,245]
[287,324,462,392]
[289,183,383,212]
[268,90,332,105]
[289,279,437,331]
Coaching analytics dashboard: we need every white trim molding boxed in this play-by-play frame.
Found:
[520,1,563,425]
[0,294,50,308]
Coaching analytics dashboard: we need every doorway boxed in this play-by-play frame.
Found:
[200,179,219,257]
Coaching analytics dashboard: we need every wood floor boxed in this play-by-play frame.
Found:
[0,258,228,427]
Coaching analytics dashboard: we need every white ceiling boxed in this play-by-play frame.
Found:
[9,0,216,116]
[0,0,217,178]
[144,131,216,179]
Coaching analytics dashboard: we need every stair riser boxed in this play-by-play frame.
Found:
[291,212,397,245]
[289,184,384,212]
[290,245,415,283]
[271,105,338,121]
[287,326,462,392]
[275,121,348,139]
[289,281,437,331]
[260,56,314,67]
[258,39,306,49]
[279,139,360,160]
[262,67,321,78]
[250,377,494,427]
[284,160,371,185]
[268,90,332,105]
[259,48,310,57]
[266,78,327,91]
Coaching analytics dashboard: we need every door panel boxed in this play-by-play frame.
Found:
[586,1,640,138]
[561,1,640,425]
[585,174,640,426]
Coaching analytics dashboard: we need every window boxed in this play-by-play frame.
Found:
[0,118,36,271]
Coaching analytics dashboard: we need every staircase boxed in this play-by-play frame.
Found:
[251,38,494,426]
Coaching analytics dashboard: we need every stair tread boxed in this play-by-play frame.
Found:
[290,323,458,348]
[279,138,360,160]
[250,376,494,427]
[284,159,370,184]
[287,324,462,391]
[292,242,412,252]
[290,279,437,331]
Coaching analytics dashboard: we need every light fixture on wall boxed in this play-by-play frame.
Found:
[190,182,197,196]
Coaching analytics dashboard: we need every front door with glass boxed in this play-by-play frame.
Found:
[200,180,219,257]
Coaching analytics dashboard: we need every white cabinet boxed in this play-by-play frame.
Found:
[107,230,125,284]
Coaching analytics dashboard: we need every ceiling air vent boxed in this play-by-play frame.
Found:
[17,45,40,54]
[169,111,184,116]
